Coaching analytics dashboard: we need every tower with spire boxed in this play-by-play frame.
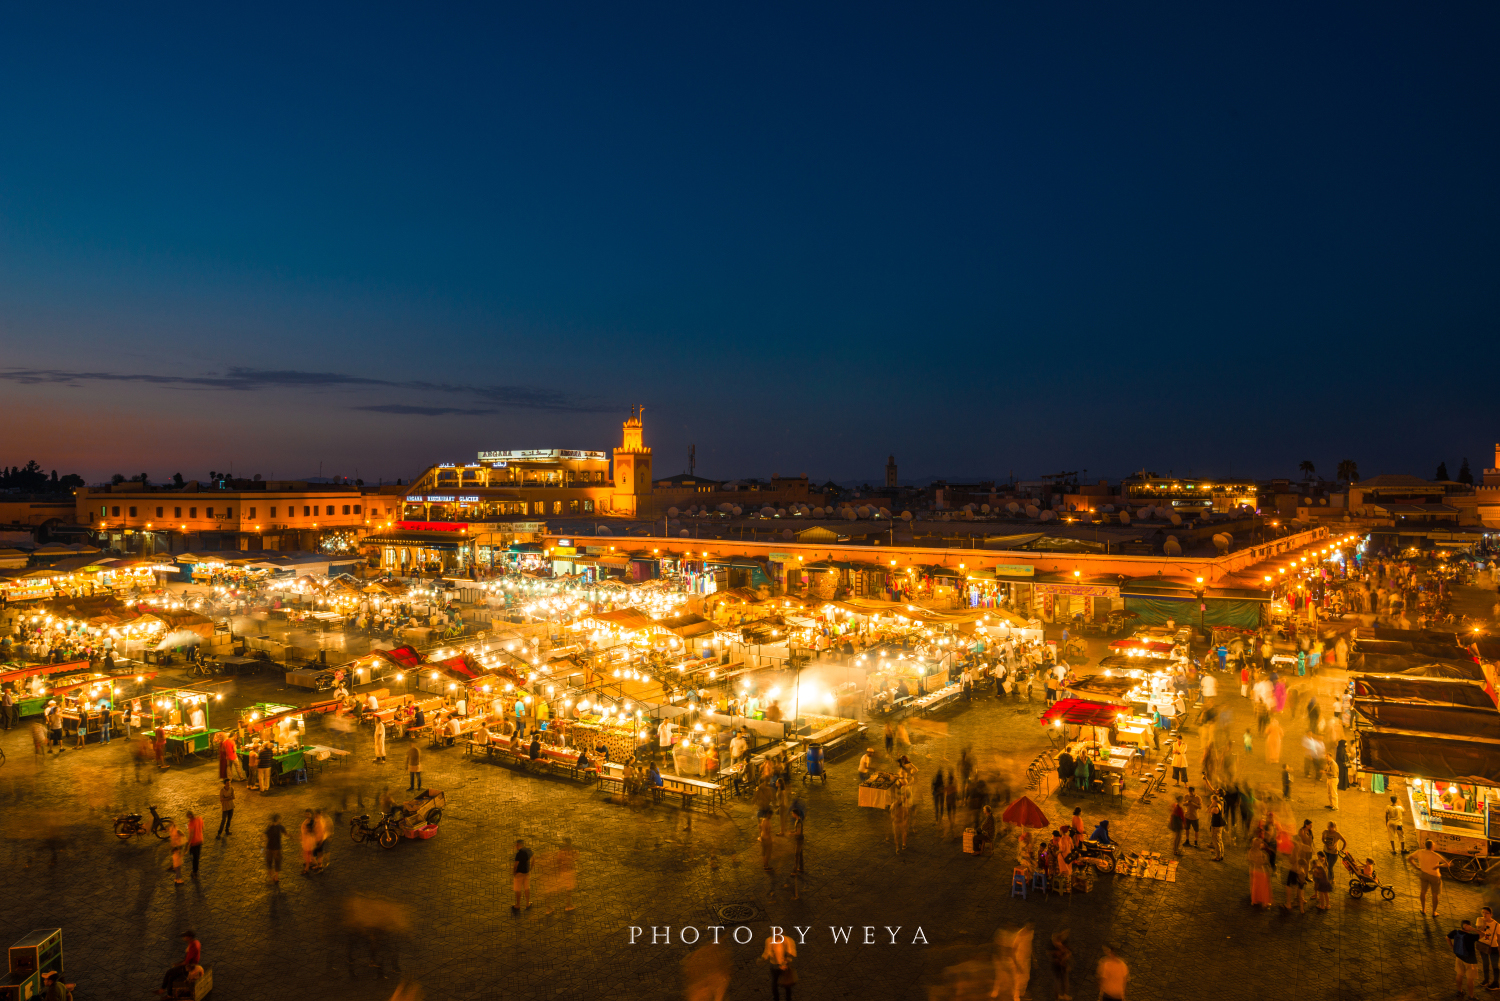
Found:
[611,405,653,516]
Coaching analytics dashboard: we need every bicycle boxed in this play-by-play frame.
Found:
[1444,850,1500,884]
[114,805,172,840]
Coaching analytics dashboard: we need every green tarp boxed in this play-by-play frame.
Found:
[1123,595,1262,628]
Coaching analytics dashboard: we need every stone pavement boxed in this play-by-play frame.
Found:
[0,656,1492,1000]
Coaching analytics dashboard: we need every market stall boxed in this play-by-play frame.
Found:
[1358,725,1500,856]
[139,687,222,758]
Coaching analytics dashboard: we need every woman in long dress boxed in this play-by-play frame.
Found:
[1249,836,1273,908]
[1264,718,1284,765]
[373,719,386,763]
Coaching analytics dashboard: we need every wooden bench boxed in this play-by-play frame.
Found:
[462,740,593,781]
[597,763,726,814]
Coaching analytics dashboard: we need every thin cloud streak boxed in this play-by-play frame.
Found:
[0,366,614,413]
[354,404,500,416]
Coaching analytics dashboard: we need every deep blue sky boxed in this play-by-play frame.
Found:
[2,3,1497,485]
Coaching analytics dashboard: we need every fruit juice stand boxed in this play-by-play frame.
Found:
[144,686,222,758]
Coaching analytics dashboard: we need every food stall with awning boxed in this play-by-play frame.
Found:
[1351,674,1496,710]
[1039,698,1137,794]
[1358,725,1500,857]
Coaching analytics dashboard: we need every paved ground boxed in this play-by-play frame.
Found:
[2,617,1496,1000]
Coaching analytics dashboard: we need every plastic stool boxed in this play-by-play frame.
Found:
[1011,868,1028,899]
[1031,870,1048,894]
[292,768,308,784]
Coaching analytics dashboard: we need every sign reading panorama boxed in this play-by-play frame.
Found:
[478,449,606,463]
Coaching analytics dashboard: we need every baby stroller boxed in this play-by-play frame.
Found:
[1340,850,1396,900]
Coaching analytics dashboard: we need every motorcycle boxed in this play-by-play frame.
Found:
[114,805,172,840]
[1066,839,1120,872]
[349,809,401,849]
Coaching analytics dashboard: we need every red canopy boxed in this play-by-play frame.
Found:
[1040,698,1123,728]
[1000,795,1050,829]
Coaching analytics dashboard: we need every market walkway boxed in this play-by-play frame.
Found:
[0,649,1488,1000]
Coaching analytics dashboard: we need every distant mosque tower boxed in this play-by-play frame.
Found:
[886,454,898,488]
[611,406,653,516]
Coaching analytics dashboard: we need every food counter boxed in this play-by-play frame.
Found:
[909,682,961,714]
[1112,715,1155,748]
[240,744,306,779]
[1408,780,1496,857]
[858,772,899,809]
[162,725,220,757]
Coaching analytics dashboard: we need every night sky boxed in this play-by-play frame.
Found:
[2,4,1497,486]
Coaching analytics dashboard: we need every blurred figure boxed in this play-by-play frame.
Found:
[344,894,410,980]
[682,942,731,1001]
[543,837,578,913]
[1097,945,1128,1001]
[1048,930,1072,1001]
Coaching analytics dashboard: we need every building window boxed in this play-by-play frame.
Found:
[568,499,579,514]
[226,507,233,518]
[249,508,256,519]
[582,500,594,514]
[304,506,311,517]
[89,512,95,523]
[156,507,163,517]
[270,507,277,518]
[354,504,361,514]
[343,505,350,515]
[326,505,335,516]
[129,506,137,517]
[111,506,120,517]
[206,507,214,518]
[174,507,182,518]
[189,507,197,518]
[552,501,562,515]
[100,505,107,517]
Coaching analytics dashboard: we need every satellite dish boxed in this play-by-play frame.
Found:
[731,506,742,516]
[1163,540,1182,556]
[783,528,794,540]
[776,508,786,517]
[1024,505,1039,518]
[1169,513,1182,526]
[812,508,826,519]
[1039,510,1056,521]
[1118,511,1131,525]
[667,507,679,518]
[901,510,913,521]
[980,504,990,514]
[679,529,690,537]
[1102,504,1115,513]
[857,505,871,518]
[844,509,857,521]
[596,526,611,535]
[761,506,775,517]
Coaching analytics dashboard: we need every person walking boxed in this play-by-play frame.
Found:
[1310,858,1333,910]
[298,810,318,876]
[1170,742,1188,787]
[1451,920,1481,1000]
[1264,716,1283,765]
[213,778,235,838]
[374,718,387,763]
[74,705,88,749]
[1324,754,1339,810]
[758,808,775,871]
[1096,945,1128,1001]
[931,771,945,826]
[264,814,286,886]
[154,727,168,769]
[1384,795,1406,854]
[944,771,958,838]
[1409,838,1448,916]
[759,928,797,1001]
[1249,836,1273,908]
[1321,821,1345,874]
[406,742,422,791]
[256,743,273,793]
[512,838,533,912]
[186,810,204,877]
[1183,787,1202,849]
[1283,856,1307,913]
[891,795,910,853]
[168,820,185,884]
[1047,930,1072,1001]
[1,687,13,731]
[1169,796,1185,855]
[1476,905,1500,990]
[1209,794,1227,861]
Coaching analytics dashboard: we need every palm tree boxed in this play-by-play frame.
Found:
[1298,460,1315,480]
[1336,459,1359,484]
